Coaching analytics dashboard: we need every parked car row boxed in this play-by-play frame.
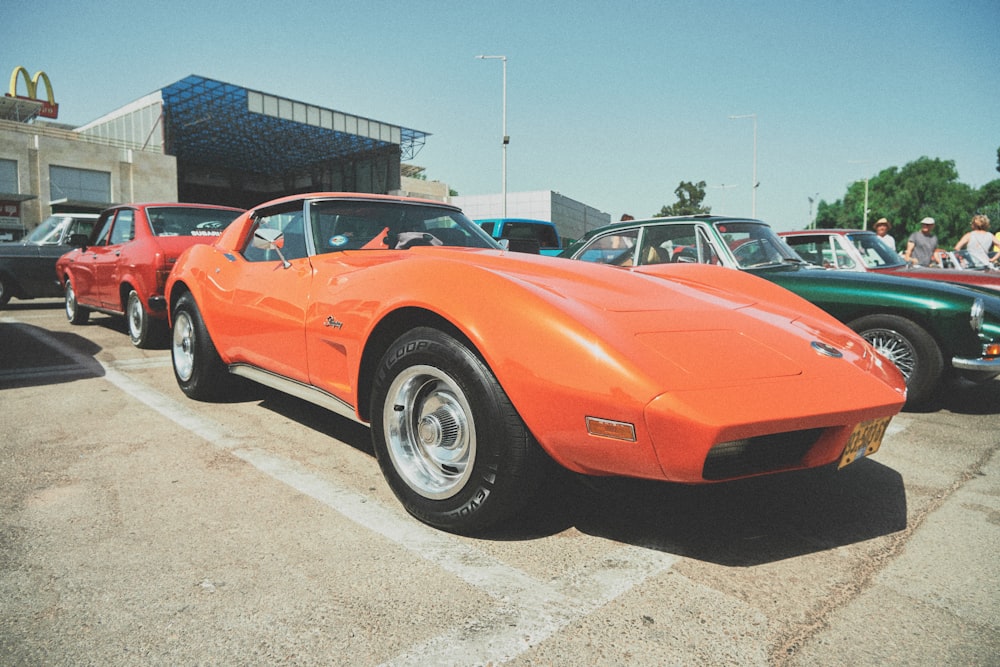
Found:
[778,228,1000,293]
[13,195,998,535]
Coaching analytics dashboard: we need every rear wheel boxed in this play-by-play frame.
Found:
[850,314,943,407]
[64,277,89,325]
[171,292,234,400]
[127,289,164,348]
[0,275,11,307]
[370,327,546,534]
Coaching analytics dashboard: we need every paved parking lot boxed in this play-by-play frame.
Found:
[1,300,998,666]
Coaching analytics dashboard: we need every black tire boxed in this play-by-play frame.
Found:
[171,292,235,400]
[64,277,90,325]
[849,314,944,407]
[370,327,546,534]
[0,275,12,307]
[126,289,165,349]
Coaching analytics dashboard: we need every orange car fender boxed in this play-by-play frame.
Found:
[307,253,671,478]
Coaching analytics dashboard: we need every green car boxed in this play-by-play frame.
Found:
[560,216,1000,407]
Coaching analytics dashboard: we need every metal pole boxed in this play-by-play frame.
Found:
[477,55,508,217]
[729,114,757,217]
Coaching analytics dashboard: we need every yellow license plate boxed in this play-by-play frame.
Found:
[838,416,892,469]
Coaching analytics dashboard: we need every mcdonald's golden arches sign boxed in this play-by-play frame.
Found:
[6,66,59,118]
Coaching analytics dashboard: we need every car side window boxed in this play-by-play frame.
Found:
[575,230,639,264]
[831,237,856,269]
[640,224,709,265]
[785,238,824,266]
[92,212,116,246]
[69,218,96,239]
[109,210,134,245]
[243,210,308,263]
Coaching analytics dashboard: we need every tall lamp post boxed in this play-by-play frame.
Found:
[729,113,757,217]
[477,55,508,217]
[848,160,871,229]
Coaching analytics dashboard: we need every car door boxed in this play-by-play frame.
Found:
[65,212,115,307]
[90,208,135,308]
[209,206,313,382]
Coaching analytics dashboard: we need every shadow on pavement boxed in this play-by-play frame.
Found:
[0,321,105,389]
[253,387,908,566]
[912,376,1000,416]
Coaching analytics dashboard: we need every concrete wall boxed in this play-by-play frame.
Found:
[395,175,450,202]
[0,119,176,231]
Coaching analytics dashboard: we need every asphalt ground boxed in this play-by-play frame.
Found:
[1,299,998,666]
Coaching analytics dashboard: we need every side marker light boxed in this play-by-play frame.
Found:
[586,417,636,441]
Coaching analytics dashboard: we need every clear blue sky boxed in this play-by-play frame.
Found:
[7,0,999,230]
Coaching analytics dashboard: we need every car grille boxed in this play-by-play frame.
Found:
[702,428,824,480]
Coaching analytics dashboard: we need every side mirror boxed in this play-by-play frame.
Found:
[67,233,90,249]
[252,227,291,268]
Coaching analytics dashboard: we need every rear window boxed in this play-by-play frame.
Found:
[147,207,242,237]
[498,221,560,249]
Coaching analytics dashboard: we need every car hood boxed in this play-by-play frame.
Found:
[335,249,889,389]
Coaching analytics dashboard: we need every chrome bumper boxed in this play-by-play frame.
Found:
[952,356,1000,372]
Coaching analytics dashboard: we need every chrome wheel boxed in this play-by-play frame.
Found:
[127,291,146,344]
[382,364,475,500]
[862,327,917,381]
[64,278,88,324]
[172,310,195,382]
[65,282,77,320]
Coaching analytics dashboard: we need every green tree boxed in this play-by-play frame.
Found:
[977,179,1000,221]
[656,181,711,217]
[814,157,978,246]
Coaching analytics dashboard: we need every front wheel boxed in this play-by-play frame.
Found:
[850,314,943,407]
[171,292,235,400]
[64,277,89,325]
[370,327,546,534]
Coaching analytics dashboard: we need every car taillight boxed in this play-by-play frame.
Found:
[155,267,171,294]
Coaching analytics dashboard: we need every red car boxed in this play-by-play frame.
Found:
[779,229,1000,294]
[56,203,244,347]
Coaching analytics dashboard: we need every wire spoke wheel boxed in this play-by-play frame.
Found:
[862,327,917,381]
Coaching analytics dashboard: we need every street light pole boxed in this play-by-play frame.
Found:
[729,114,757,217]
[477,55,508,218]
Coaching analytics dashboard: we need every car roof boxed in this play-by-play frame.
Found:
[578,215,762,239]
[101,202,245,212]
[249,191,461,213]
[780,229,866,236]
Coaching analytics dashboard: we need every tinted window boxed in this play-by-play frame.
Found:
[309,200,496,253]
[146,207,241,237]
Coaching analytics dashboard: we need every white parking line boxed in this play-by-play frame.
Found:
[7,319,679,665]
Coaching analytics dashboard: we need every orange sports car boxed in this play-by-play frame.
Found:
[166,193,906,534]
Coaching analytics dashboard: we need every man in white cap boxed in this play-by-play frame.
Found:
[904,217,939,266]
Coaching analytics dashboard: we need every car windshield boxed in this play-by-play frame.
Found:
[847,233,906,268]
[712,221,803,268]
[23,216,66,244]
[308,199,500,253]
[147,207,243,237]
[945,248,994,270]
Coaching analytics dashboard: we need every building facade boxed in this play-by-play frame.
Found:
[0,119,176,239]
[450,190,610,244]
